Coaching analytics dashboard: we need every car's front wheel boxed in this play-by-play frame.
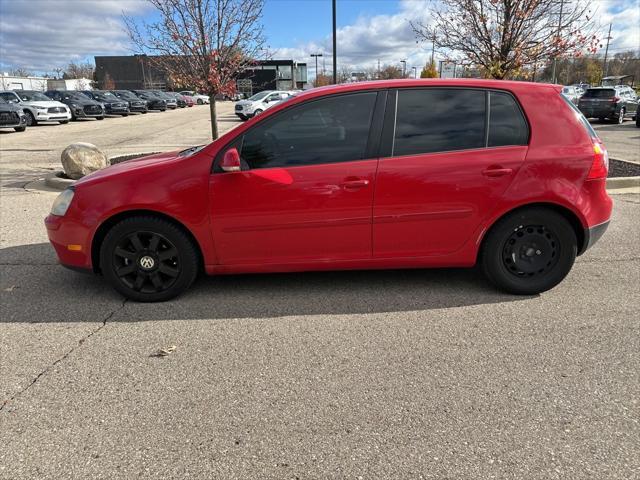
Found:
[617,108,626,124]
[100,216,199,302]
[14,126,26,132]
[25,111,37,126]
[480,207,577,295]
[60,120,69,124]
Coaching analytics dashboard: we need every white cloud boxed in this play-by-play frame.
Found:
[274,0,640,77]
[0,0,150,73]
[273,0,435,76]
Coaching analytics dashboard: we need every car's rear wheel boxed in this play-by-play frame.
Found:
[100,216,199,302]
[96,116,104,120]
[14,126,26,132]
[25,111,37,126]
[197,99,203,105]
[60,120,69,124]
[480,208,577,295]
[617,108,625,124]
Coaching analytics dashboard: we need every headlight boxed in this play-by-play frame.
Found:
[50,188,75,216]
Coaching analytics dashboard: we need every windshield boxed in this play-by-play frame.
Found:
[96,91,117,100]
[19,91,51,101]
[247,91,272,101]
[583,89,615,98]
[113,91,136,99]
[65,92,90,101]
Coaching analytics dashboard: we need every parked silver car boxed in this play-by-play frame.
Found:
[0,90,71,125]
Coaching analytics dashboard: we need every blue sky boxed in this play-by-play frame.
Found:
[1,0,638,77]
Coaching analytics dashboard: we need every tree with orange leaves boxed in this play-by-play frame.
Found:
[412,0,599,80]
[124,0,265,138]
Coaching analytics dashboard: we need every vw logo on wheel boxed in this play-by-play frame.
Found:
[139,255,155,270]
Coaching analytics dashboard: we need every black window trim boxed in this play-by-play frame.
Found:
[212,89,387,173]
[381,86,530,160]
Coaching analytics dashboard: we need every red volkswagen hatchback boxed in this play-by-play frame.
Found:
[45,79,612,302]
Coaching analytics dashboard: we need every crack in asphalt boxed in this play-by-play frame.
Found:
[0,298,128,412]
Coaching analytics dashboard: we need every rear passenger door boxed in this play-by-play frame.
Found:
[373,88,529,258]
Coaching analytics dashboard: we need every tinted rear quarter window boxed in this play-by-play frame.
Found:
[393,89,486,156]
[488,91,529,147]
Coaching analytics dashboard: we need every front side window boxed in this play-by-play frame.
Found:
[393,89,486,156]
[488,91,529,147]
[240,92,377,169]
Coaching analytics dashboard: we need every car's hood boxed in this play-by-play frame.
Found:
[74,150,189,187]
[23,100,67,109]
[236,100,256,107]
[0,104,21,113]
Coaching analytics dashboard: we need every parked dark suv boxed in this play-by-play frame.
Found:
[578,87,638,124]
[130,90,167,111]
[111,90,148,113]
[81,90,130,116]
[0,96,27,132]
[45,90,105,120]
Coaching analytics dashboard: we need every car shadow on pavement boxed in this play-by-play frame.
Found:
[0,243,529,323]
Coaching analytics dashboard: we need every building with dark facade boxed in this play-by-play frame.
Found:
[94,56,307,94]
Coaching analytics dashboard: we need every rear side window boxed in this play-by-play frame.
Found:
[583,89,615,98]
[393,89,486,156]
[560,94,597,139]
[241,92,377,169]
[488,91,529,147]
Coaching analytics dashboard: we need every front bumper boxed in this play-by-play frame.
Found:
[45,214,93,270]
[35,110,72,121]
[0,114,27,128]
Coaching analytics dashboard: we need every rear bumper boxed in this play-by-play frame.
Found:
[580,220,610,254]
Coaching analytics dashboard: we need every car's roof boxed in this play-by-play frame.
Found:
[293,78,561,102]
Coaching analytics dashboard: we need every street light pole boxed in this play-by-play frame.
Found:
[332,0,337,84]
[400,60,406,78]
[311,53,323,84]
[412,66,417,78]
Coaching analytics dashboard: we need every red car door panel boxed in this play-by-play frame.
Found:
[209,160,377,265]
[373,146,527,258]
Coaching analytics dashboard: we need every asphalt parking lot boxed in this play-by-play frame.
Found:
[1,102,639,479]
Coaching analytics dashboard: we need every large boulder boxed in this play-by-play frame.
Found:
[61,142,108,179]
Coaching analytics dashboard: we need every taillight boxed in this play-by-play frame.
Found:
[587,142,609,180]
[609,96,620,103]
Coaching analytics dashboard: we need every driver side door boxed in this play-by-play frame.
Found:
[209,91,384,267]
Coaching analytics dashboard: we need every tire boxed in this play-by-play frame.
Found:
[480,207,577,295]
[141,110,148,114]
[100,216,199,302]
[25,111,37,126]
[96,116,104,120]
[59,120,69,124]
[14,126,26,132]
[197,99,203,105]
[617,108,625,124]
[253,109,263,116]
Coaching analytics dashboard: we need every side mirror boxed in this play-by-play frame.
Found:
[221,147,241,172]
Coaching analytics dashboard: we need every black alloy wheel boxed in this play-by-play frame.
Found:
[101,216,199,302]
[480,208,577,295]
[25,111,37,126]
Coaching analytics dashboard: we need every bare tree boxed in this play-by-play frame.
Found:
[377,64,404,80]
[9,68,33,77]
[413,0,600,79]
[124,0,265,139]
[64,61,95,79]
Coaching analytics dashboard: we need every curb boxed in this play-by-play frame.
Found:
[606,176,640,190]
[44,171,75,190]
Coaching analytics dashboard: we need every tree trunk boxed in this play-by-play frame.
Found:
[209,98,219,139]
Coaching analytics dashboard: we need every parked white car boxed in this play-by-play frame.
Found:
[0,90,71,125]
[178,91,210,104]
[234,90,295,121]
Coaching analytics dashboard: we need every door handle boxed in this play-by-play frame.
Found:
[341,179,370,190]
[482,167,513,177]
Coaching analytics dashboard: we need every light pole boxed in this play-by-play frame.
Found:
[332,0,337,84]
[311,53,323,84]
[412,66,417,78]
[400,60,406,78]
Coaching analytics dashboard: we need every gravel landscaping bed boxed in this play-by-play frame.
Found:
[609,159,640,178]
